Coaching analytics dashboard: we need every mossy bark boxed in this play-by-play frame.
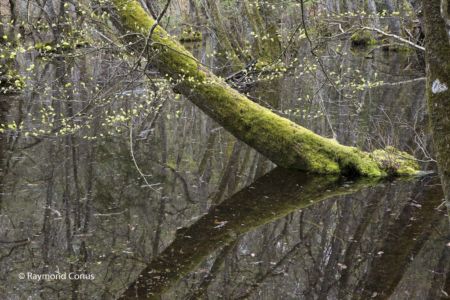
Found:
[423,0,450,206]
[110,0,418,177]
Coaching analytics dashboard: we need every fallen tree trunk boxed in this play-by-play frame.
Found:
[110,0,418,177]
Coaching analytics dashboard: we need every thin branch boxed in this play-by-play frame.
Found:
[361,26,425,51]
[129,122,160,193]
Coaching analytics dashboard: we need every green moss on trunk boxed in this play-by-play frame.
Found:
[111,0,419,177]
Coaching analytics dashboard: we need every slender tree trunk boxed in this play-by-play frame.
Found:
[423,0,450,209]
[243,0,280,63]
[384,0,400,35]
[366,0,380,27]
[204,0,244,69]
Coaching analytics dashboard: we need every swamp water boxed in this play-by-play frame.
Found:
[0,37,448,299]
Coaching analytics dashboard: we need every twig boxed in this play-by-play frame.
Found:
[129,122,160,193]
[361,26,425,51]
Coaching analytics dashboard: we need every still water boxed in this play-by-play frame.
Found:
[0,35,448,299]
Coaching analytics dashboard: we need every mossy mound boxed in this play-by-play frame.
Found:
[351,30,377,47]
[370,146,420,176]
[179,28,202,43]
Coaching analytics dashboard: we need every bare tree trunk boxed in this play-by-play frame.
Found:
[243,0,281,63]
[204,0,244,69]
[423,0,450,211]
[384,0,400,35]
[367,0,380,27]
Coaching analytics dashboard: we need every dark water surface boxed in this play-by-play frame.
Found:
[0,38,449,299]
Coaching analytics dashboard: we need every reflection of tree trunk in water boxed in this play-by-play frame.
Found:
[426,233,450,300]
[212,141,242,205]
[197,128,218,208]
[338,189,384,299]
[174,105,192,168]
[254,155,272,179]
[236,238,307,299]
[250,217,286,285]
[0,96,10,210]
[245,154,259,186]
[317,200,352,300]
[231,145,252,191]
[354,176,443,300]
[203,0,245,69]
[118,168,380,299]
[151,114,169,256]
[243,0,280,62]
[384,0,400,36]
[197,129,218,178]
[39,143,55,299]
[186,241,237,300]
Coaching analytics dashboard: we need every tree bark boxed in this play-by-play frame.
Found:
[423,0,450,208]
[110,0,418,177]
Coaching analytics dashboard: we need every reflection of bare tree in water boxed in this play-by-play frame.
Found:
[0,2,447,299]
[354,176,445,299]
[221,176,446,300]
[119,168,379,299]
[0,96,9,210]
[142,173,444,300]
